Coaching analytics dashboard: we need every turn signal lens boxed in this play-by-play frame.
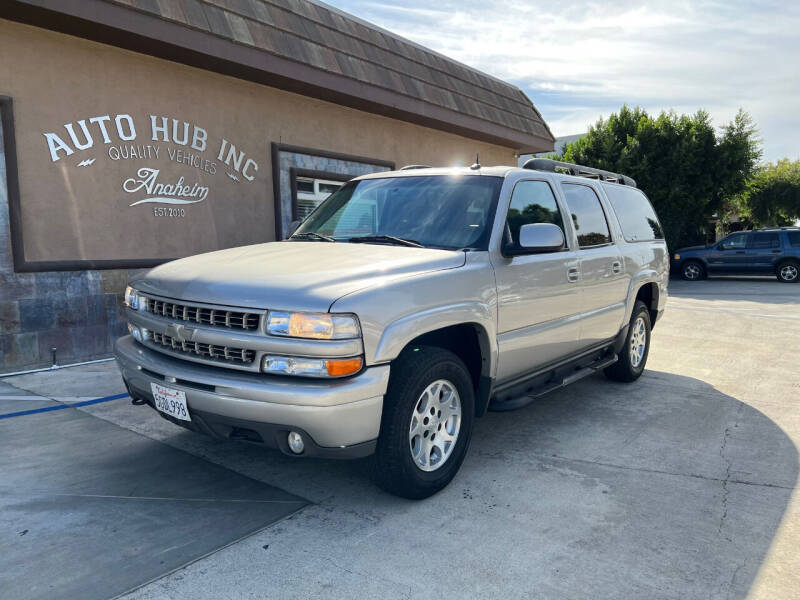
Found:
[325,357,363,377]
[262,355,363,378]
[674,253,680,260]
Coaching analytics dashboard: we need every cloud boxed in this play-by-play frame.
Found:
[324,0,800,161]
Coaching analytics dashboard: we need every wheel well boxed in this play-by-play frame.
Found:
[682,258,705,270]
[635,282,659,327]
[401,323,490,415]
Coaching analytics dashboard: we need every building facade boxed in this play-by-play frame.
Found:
[0,0,554,373]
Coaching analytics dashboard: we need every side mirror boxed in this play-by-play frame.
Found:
[503,223,565,256]
[286,219,302,237]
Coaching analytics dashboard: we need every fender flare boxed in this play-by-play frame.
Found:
[624,271,661,322]
[372,301,498,379]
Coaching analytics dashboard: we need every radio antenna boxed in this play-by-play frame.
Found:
[470,152,481,170]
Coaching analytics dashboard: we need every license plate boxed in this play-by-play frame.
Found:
[150,383,191,421]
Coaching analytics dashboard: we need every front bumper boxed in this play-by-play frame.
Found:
[114,336,389,458]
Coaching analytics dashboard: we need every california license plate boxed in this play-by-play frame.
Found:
[150,383,191,421]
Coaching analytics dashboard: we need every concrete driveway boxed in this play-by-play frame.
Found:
[1,278,798,599]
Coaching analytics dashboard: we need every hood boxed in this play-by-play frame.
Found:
[133,241,466,312]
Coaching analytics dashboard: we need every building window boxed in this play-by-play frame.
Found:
[295,177,344,220]
[274,144,394,239]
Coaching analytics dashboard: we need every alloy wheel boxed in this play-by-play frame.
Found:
[683,263,702,280]
[408,379,462,472]
[629,316,647,368]
[780,264,798,282]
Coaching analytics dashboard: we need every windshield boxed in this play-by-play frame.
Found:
[292,175,503,250]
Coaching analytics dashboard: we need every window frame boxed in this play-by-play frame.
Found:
[717,232,749,251]
[559,181,616,250]
[748,231,781,250]
[504,178,572,253]
[289,168,352,222]
[600,182,664,243]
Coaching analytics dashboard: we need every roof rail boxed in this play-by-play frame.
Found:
[399,165,433,170]
[522,158,637,188]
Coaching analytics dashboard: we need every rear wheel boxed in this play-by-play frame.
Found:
[681,260,705,281]
[605,301,651,383]
[372,346,474,499]
[776,261,799,283]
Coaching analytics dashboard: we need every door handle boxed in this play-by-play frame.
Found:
[735,251,746,254]
[567,267,580,282]
[611,261,623,274]
[772,250,782,253]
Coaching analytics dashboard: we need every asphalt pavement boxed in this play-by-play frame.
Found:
[1,277,798,599]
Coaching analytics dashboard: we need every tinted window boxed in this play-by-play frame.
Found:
[505,180,564,247]
[719,233,748,250]
[788,232,800,247]
[561,184,612,248]
[751,232,780,249]
[602,183,664,242]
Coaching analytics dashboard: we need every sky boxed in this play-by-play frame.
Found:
[323,0,799,162]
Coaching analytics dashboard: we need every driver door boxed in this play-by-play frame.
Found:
[493,179,582,382]
[706,233,750,273]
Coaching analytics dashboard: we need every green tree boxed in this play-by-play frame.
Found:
[557,106,761,249]
[734,159,800,226]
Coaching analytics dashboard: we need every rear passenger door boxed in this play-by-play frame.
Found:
[560,182,628,346]
[745,232,782,272]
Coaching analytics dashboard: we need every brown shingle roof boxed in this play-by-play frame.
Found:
[4,0,555,152]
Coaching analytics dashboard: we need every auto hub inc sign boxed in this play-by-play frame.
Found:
[42,113,259,217]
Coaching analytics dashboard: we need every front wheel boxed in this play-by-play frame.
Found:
[776,261,799,283]
[604,301,651,383]
[372,346,475,499]
[680,260,705,281]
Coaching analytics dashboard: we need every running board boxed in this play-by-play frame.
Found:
[488,353,618,412]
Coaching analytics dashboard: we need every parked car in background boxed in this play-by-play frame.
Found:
[116,159,668,499]
[672,228,800,282]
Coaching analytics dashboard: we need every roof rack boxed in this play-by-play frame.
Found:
[400,165,433,170]
[522,158,637,188]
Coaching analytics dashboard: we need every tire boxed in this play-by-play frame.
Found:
[604,301,651,383]
[776,260,799,283]
[680,260,705,281]
[372,346,475,499]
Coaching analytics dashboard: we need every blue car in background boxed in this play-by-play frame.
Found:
[672,227,800,283]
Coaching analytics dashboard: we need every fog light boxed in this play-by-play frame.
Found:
[287,431,305,454]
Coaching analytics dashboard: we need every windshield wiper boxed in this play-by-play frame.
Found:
[348,235,423,248]
[290,232,336,242]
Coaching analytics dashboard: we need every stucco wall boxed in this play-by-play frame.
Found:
[0,19,518,373]
[0,19,516,267]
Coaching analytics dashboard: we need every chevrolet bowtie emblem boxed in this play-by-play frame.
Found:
[165,323,195,343]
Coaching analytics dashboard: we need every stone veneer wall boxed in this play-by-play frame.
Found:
[0,111,129,373]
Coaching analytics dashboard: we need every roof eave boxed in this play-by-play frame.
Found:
[2,0,554,153]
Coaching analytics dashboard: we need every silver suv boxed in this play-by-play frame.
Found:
[115,159,668,498]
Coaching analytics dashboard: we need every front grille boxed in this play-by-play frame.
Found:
[150,331,257,366]
[143,297,261,331]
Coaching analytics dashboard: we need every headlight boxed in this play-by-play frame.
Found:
[262,355,363,378]
[124,285,142,310]
[266,311,360,340]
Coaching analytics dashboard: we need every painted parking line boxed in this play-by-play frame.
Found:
[0,393,129,420]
